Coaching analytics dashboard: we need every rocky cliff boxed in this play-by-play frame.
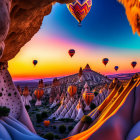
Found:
[0,0,74,62]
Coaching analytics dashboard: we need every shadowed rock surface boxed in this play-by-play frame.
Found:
[0,0,74,62]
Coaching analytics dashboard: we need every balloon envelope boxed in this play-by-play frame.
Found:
[102,58,109,66]
[67,85,77,97]
[83,92,94,105]
[131,61,137,68]
[33,60,38,66]
[68,49,75,57]
[114,66,119,71]
[34,89,44,100]
[66,0,92,23]
[44,120,50,127]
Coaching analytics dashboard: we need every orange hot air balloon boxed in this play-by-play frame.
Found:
[34,89,44,100]
[67,85,77,97]
[131,61,137,68]
[68,49,75,57]
[83,92,94,105]
[44,120,50,127]
[102,58,109,66]
[23,86,29,96]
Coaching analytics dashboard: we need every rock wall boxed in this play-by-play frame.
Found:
[0,62,35,133]
[118,0,140,36]
[0,0,74,62]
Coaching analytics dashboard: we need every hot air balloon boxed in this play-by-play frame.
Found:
[131,61,137,68]
[102,58,109,66]
[68,49,75,57]
[44,120,50,127]
[83,92,94,106]
[114,66,119,71]
[34,89,44,106]
[23,86,29,96]
[66,0,92,25]
[67,85,77,97]
[34,89,44,100]
[33,60,38,66]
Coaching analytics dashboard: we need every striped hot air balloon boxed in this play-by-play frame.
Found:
[131,61,137,68]
[33,60,38,66]
[114,66,119,71]
[68,49,75,57]
[83,92,94,105]
[102,58,109,66]
[67,85,77,97]
[23,86,29,96]
[66,0,92,25]
[34,89,44,100]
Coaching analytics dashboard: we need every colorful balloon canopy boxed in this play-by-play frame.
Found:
[83,92,94,106]
[114,66,119,71]
[23,86,29,96]
[43,120,50,127]
[102,58,109,66]
[34,89,44,100]
[68,49,75,57]
[33,60,38,66]
[67,85,77,97]
[66,0,92,24]
[131,61,137,68]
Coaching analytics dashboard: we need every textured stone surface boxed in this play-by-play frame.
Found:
[0,0,74,62]
[118,0,140,35]
[0,0,11,59]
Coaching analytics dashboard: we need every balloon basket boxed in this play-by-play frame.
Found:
[78,22,82,27]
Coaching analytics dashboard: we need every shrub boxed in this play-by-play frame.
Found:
[59,118,74,122]
[52,117,56,120]
[0,106,10,117]
[68,125,74,131]
[90,103,96,110]
[36,114,42,123]
[44,133,54,140]
[41,111,48,118]
[54,135,60,139]
[59,125,66,134]
[25,105,30,111]
[53,126,56,129]
[94,91,99,96]
[81,115,92,124]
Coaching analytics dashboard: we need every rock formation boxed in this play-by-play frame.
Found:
[118,0,140,36]
[0,0,75,137]
[0,0,74,62]
[66,74,140,140]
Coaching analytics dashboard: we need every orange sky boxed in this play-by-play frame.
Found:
[8,33,140,81]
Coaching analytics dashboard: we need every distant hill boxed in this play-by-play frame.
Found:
[14,64,111,88]
[107,72,140,80]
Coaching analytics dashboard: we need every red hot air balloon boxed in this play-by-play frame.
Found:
[33,60,38,66]
[68,49,75,57]
[66,0,92,25]
[131,61,137,68]
[34,89,44,100]
[83,92,94,105]
[102,58,109,66]
[114,66,119,71]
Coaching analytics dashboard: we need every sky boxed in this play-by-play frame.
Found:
[8,0,140,81]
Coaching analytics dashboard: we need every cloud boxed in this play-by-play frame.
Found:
[118,0,140,36]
